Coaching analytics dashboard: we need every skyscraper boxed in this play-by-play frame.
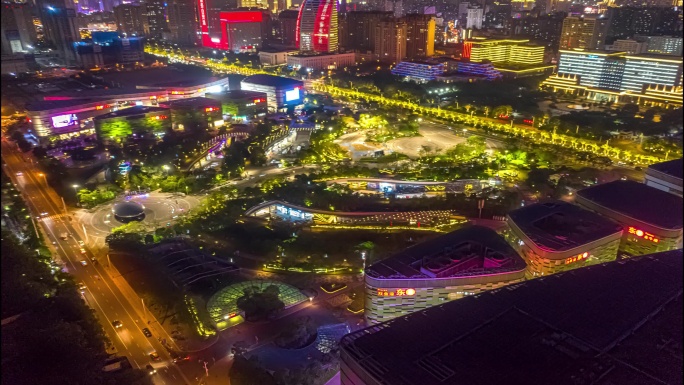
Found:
[374,19,406,63]
[403,13,435,58]
[166,0,198,45]
[36,0,80,65]
[1,2,37,54]
[296,0,339,53]
[114,3,147,36]
[278,9,299,47]
[343,11,392,52]
[144,0,167,39]
[559,15,609,50]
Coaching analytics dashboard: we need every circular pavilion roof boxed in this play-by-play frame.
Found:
[207,280,307,325]
[112,201,145,218]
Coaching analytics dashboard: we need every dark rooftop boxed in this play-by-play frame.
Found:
[97,65,218,87]
[648,158,683,181]
[365,225,526,280]
[507,200,623,252]
[163,97,220,108]
[576,180,683,230]
[241,74,304,88]
[26,99,99,111]
[341,249,683,385]
[205,90,267,100]
[94,106,169,120]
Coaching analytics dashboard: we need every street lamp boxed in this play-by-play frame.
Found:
[38,173,47,185]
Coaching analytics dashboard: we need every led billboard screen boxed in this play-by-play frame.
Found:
[285,88,300,102]
[51,114,79,128]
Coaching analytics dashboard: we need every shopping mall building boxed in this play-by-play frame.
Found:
[364,225,527,325]
[576,180,683,256]
[505,200,623,278]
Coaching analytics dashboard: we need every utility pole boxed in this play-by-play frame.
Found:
[141,298,147,323]
[82,223,89,243]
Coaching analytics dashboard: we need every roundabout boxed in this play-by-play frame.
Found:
[74,192,201,246]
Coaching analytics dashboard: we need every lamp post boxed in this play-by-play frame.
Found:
[38,173,47,186]
[72,184,80,208]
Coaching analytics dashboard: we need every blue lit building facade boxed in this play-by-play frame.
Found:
[392,61,445,83]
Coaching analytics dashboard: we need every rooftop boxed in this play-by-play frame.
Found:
[647,158,683,181]
[205,90,267,100]
[97,65,218,88]
[341,249,683,385]
[94,106,169,120]
[507,200,623,252]
[26,99,100,111]
[576,180,683,230]
[163,97,220,108]
[365,225,526,280]
[241,74,303,88]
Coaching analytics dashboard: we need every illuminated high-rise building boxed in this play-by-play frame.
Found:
[559,16,609,50]
[374,19,406,63]
[296,0,338,53]
[36,0,80,65]
[166,0,198,45]
[144,0,167,39]
[114,3,146,36]
[403,13,435,58]
[1,2,37,54]
[467,38,545,65]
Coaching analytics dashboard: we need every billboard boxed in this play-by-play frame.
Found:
[51,114,78,128]
[285,88,300,102]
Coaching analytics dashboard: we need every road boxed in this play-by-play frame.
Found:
[1,140,194,385]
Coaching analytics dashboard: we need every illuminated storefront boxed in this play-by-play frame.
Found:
[504,200,623,278]
[364,226,527,325]
[576,180,683,256]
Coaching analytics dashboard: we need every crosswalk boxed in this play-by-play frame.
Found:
[38,213,66,221]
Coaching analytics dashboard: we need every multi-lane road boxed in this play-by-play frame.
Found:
[1,139,194,385]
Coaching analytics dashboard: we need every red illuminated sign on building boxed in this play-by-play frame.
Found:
[628,226,660,243]
[377,288,416,297]
[221,11,263,23]
[295,3,303,48]
[313,0,334,52]
[462,41,472,59]
[205,107,217,112]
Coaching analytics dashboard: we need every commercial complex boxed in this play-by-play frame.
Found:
[161,97,224,131]
[541,50,683,107]
[25,67,229,141]
[391,61,445,82]
[240,74,303,111]
[258,50,293,66]
[205,90,268,120]
[341,250,683,385]
[364,225,527,325]
[505,200,623,278]
[644,158,683,197]
[94,106,170,143]
[286,52,356,70]
[576,180,683,256]
[464,38,544,65]
[296,0,339,53]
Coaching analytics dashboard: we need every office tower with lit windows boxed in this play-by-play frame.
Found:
[576,180,683,257]
[166,0,198,45]
[639,36,683,56]
[559,16,609,50]
[220,10,270,52]
[466,38,544,65]
[114,3,147,36]
[374,20,406,63]
[144,0,167,39]
[1,2,37,55]
[364,226,527,325]
[542,50,683,107]
[278,9,299,47]
[342,11,392,53]
[466,6,483,29]
[36,0,80,65]
[504,200,623,278]
[296,0,339,53]
[403,13,435,59]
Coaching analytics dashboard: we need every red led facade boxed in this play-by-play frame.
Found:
[462,41,472,59]
[313,0,334,52]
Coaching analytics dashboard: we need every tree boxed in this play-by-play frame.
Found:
[491,105,513,118]
[620,103,639,116]
[275,316,317,349]
[229,356,276,385]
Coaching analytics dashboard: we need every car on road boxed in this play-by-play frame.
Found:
[78,282,86,293]
[79,248,86,254]
[142,328,152,338]
[78,240,85,246]
[15,171,22,176]
[173,354,191,363]
[40,212,48,217]
[80,260,88,266]
[112,320,123,328]
[145,364,156,375]
[149,352,160,361]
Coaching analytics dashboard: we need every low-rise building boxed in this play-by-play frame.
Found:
[575,180,683,256]
[94,105,170,143]
[505,200,623,278]
[364,225,527,325]
[258,50,294,66]
[160,97,224,131]
[286,52,356,71]
[391,60,445,82]
[644,158,683,197]
[240,74,304,111]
